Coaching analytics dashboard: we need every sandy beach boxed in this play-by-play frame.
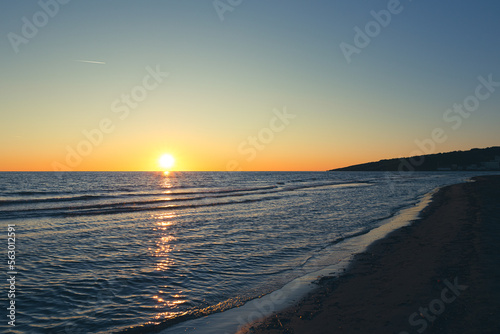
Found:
[243,175,500,334]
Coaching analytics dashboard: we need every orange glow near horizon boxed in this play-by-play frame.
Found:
[1,139,498,172]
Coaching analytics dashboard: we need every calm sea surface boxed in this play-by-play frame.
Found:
[0,171,493,333]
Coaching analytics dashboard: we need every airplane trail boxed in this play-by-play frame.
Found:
[74,60,106,65]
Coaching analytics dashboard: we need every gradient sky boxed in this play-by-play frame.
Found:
[1,0,499,171]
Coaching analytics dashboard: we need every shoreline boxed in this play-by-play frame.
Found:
[159,181,439,334]
[242,175,500,333]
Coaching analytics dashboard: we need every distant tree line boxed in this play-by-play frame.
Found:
[331,146,500,172]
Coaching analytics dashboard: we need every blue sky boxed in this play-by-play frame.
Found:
[1,0,499,171]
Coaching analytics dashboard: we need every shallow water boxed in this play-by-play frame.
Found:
[0,171,494,333]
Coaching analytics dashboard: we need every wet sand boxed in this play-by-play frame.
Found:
[243,175,500,334]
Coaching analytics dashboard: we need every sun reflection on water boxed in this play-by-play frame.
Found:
[150,212,177,272]
[150,212,189,318]
[159,171,174,187]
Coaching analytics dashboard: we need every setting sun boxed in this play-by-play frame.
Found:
[159,154,175,170]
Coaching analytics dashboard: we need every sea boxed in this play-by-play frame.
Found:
[0,171,495,334]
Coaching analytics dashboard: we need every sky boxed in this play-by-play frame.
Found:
[1,0,499,171]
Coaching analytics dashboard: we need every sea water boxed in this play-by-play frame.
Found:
[0,171,494,333]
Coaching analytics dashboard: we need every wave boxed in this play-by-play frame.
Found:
[0,185,280,206]
[4,190,71,196]
[0,195,289,220]
[0,194,107,206]
[0,186,283,212]
[0,181,370,220]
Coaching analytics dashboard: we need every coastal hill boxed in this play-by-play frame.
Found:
[331,146,500,172]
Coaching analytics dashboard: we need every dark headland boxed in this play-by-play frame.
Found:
[330,146,500,172]
[242,175,500,333]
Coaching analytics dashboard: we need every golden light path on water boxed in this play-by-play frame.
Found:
[148,173,189,320]
[151,210,189,320]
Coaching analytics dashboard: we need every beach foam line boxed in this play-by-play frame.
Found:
[158,188,438,334]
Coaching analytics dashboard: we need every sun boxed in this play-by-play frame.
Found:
[159,154,175,170]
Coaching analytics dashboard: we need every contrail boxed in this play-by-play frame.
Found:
[74,59,106,65]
